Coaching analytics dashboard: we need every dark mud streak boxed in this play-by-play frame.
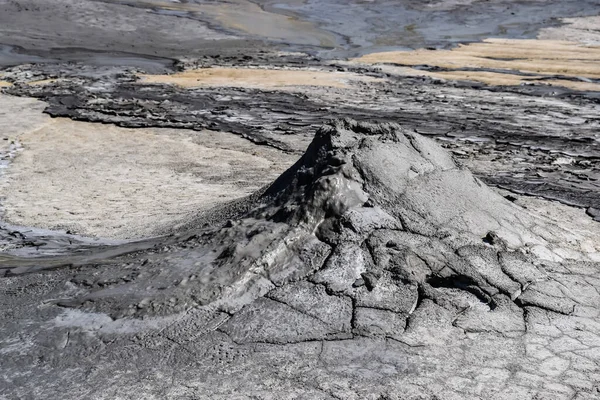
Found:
[0,43,177,73]
[0,44,51,68]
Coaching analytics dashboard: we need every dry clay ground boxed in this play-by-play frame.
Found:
[1,120,600,400]
[0,94,295,239]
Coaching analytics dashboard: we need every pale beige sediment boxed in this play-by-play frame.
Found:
[0,94,295,239]
[139,67,382,89]
[0,79,61,87]
[353,38,600,90]
[373,65,600,92]
[354,39,600,78]
[26,78,60,86]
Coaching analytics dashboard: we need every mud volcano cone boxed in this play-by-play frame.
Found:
[181,118,584,345]
[34,119,589,336]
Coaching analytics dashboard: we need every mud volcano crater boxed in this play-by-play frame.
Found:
[1,120,599,398]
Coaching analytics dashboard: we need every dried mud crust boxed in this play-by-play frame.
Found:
[0,111,295,239]
[1,120,599,399]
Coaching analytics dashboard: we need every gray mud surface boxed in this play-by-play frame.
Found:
[1,0,600,398]
[1,121,599,399]
[256,0,600,55]
[0,0,247,61]
[2,0,600,59]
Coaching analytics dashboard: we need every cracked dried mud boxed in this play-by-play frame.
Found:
[0,0,599,399]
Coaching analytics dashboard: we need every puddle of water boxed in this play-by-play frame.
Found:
[0,139,23,171]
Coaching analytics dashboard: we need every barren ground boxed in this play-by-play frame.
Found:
[0,1,599,399]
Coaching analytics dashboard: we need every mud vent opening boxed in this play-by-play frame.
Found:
[427,274,497,310]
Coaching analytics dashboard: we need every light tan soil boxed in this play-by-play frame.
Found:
[353,38,600,90]
[139,66,382,89]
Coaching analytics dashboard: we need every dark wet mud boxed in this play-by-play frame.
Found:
[2,46,175,72]
[0,44,49,68]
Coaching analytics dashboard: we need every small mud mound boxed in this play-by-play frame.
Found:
[202,119,593,344]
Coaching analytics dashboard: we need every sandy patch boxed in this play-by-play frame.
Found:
[140,67,380,89]
[373,65,600,92]
[353,38,600,90]
[26,78,59,86]
[0,95,295,239]
[355,39,600,78]
[0,81,12,87]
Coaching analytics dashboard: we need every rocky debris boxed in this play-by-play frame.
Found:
[1,120,599,398]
